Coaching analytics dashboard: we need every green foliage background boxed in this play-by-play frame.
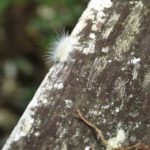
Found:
[0,0,87,147]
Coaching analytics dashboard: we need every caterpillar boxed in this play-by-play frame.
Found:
[45,32,74,63]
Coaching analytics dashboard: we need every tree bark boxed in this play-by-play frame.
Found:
[2,0,150,150]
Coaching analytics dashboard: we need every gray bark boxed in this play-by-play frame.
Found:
[2,0,150,150]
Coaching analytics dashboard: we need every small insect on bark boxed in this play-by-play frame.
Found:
[45,31,75,63]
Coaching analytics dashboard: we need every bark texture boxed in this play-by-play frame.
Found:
[2,0,150,150]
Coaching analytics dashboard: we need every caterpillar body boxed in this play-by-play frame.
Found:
[46,32,74,63]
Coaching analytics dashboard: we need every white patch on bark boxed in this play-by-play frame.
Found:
[132,63,141,80]
[89,33,96,39]
[58,127,68,139]
[34,131,40,137]
[54,83,64,89]
[89,109,101,116]
[83,41,96,54]
[102,13,120,39]
[102,47,109,53]
[84,146,91,150]
[108,59,112,63]
[128,57,141,64]
[107,129,126,150]
[64,99,73,108]
[72,21,87,36]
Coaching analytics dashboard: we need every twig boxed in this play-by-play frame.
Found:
[77,109,150,150]
[77,109,113,150]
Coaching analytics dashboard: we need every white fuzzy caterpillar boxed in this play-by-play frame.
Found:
[46,32,74,63]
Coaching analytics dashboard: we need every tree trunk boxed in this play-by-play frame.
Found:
[2,0,150,150]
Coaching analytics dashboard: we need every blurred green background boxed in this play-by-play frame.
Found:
[0,0,87,148]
